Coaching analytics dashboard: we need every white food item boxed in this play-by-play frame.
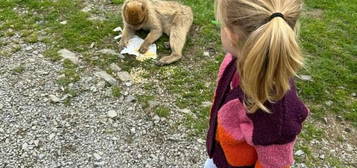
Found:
[120,35,157,61]
[113,27,123,32]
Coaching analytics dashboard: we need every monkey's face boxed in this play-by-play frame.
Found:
[124,1,148,26]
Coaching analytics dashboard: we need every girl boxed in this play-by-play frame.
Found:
[205,0,309,168]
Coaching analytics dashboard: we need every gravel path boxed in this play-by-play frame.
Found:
[1,1,355,167]
[0,34,206,167]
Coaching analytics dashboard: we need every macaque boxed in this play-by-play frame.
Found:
[119,0,193,65]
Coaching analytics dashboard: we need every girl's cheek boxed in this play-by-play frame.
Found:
[221,27,236,55]
[220,28,230,51]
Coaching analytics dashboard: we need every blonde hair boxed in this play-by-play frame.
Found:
[216,0,304,113]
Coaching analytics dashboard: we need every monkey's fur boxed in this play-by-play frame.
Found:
[119,0,193,65]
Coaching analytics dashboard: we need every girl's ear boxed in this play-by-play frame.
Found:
[224,27,239,47]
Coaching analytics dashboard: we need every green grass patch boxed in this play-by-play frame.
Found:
[12,64,25,74]
[137,95,155,109]
[298,0,357,125]
[155,106,170,118]
[44,48,61,61]
[111,86,121,97]
[112,0,125,5]
[300,123,324,141]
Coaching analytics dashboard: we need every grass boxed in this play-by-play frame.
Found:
[1,0,355,167]
[111,86,121,97]
[298,0,357,126]
[12,64,25,74]
[155,106,171,118]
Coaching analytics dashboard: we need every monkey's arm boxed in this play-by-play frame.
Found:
[139,27,162,54]
[118,25,135,51]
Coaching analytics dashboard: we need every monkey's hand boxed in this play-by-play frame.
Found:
[139,43,149,54]
[118,39,128,51]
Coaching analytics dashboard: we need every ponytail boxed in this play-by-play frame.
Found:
[239,16,303,112]
[216,0,304,113]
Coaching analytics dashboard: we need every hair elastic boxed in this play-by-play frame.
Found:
[269,12,285,21]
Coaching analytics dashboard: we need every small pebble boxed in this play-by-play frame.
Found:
[49,95,60,103]
[346,144,353,152]
[94,71,117,86]
[49,133,55,140]
[294,150,305,156]
[93,153,102,160]
[117,71,132,82]
[94,161,105,166]
[203,51,210,57]
[125,95,136,103]
[38,154,45,159]
[107,110,118,119]
[325,100,333,106]
[300,75,313,81]
[110,63,122,72]
[60,20,67,25]
[319,154,325,160]
[130,128,136,134]
[336,115,343,121]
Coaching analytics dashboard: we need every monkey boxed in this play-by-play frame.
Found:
[118,0,193,65]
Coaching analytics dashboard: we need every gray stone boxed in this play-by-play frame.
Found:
[25,46,32,51]
[124,82,132,87]
[38,154,45,159]
[88,16,106,21]
[300,75,313,81]
[81,5,92,12]
[336,115,343,121]
[130,128,136,134]
[48,133,55,140]
[60,21,67,25]
[319,154,325,160]
[294,150,305,156]
[178,108,191,114]
[125,95,136,103]
[97,49,119,56]
[109,63,122,72]
[107,110,118,119]
[201,101,213,107]
[203,51,210,57]
[96,81,106,89]
[58,49,79,64]
[22,143,28,150]
[94,71,117,85]
[117,71,132,82]
[49,95,60,103]
[93,153,102,160]
[148,100,159,109]
[94,161,105,167]
[346,144,353,152]
[153,115,160,121]
[295,163,307,168]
